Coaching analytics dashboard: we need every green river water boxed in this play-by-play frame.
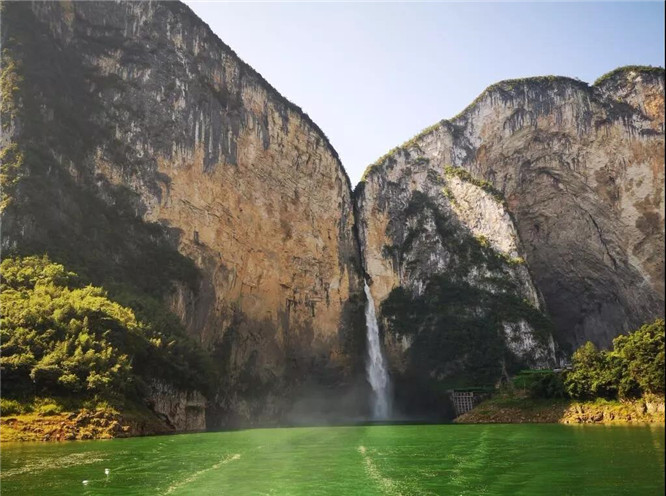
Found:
[1,424,663,495]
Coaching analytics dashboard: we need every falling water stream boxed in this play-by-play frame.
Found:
[363,281,391,420]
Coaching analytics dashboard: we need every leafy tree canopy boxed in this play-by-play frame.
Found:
[564,319,664,400]
[1,256,212,408]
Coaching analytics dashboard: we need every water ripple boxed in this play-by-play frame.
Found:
[164,453,241,494]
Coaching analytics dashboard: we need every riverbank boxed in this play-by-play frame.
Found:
[0,407,174,442]
[454,393,665,424]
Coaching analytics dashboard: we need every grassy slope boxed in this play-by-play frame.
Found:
[455,392,665,424]
[0,405,173,443]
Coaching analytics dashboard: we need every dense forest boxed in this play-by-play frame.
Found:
[0,256,212,415]
[516,319,664,401]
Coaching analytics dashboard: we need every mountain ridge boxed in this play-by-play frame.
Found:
[357,65,665,190]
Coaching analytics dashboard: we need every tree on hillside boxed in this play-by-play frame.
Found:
[1,255,212,407]
[564,319,665,400]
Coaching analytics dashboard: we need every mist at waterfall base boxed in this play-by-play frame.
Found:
[242,280,450,428]
[281,283,394,427]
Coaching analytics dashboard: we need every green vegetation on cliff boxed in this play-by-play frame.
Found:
[0,6,211,423]
[508,319,664,403]
[443,165,505,203]
[0,256,212,415]
[381,276,551,387]
[457,319,665,424]
[455,392,665,424]
[377,188,555,415]
[594,65,665,86]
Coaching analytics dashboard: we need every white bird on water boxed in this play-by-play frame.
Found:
[105,468,110,475]
[82,480,89,485]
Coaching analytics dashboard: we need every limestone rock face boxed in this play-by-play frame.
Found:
[358,68,665,360]
[356,153,557,416]
[2,0,663,425]
[1,1,365,426]
[148,381,207,432]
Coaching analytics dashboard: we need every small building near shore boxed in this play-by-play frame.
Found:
[450,387,494,417]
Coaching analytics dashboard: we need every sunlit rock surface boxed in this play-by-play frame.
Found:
[357,68,664,358]
[148,380,206,431]
[2,0,663,425]
[1,0,366,427]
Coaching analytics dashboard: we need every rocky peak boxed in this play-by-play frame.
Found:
[358,66,664,353]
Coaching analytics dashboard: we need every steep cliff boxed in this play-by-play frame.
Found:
[2,0,663,427]
[1,1,366,427]
[357,67,665,408]
[356,149,557,416]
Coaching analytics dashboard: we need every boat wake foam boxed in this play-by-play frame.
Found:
[165,453,241,494]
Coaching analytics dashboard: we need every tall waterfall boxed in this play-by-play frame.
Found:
[363,282,391,420]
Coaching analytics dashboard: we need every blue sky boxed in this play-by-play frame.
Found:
[184,1,665,185]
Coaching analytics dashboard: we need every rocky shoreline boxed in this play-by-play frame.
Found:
[0,409,175,443]
[454,395,665,425]
[2,394,664,443]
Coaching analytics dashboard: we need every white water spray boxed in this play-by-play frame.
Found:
[364,282,391,420]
